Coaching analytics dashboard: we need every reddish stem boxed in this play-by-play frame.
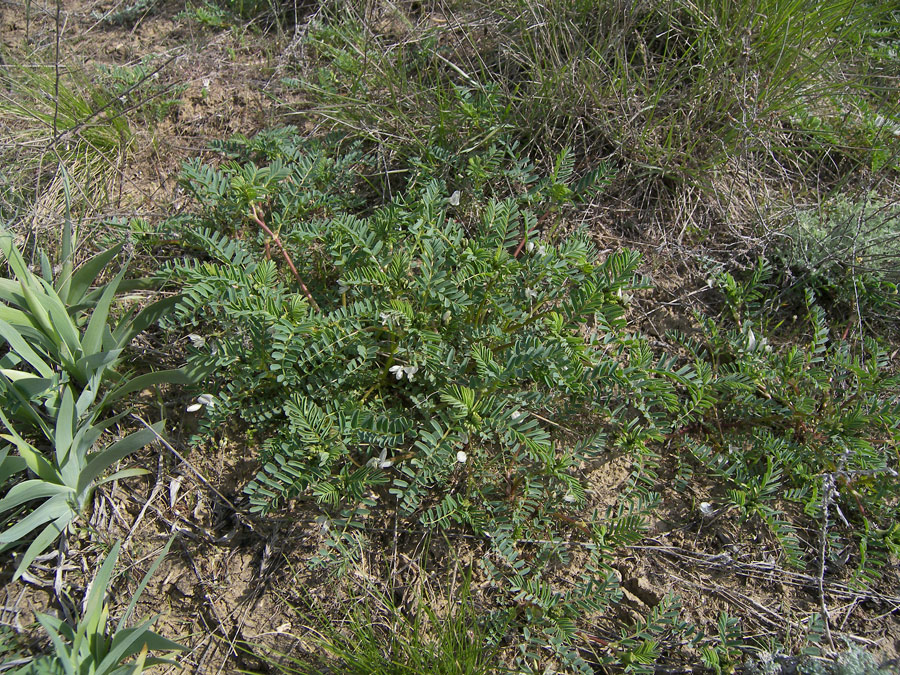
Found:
[250,204,319,311]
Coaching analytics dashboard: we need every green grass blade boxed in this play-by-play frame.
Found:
[118,535,177,630]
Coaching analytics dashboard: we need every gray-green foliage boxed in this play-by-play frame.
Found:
[0,215,187,579]
[7,538,184,675]
[783,193,900,313]
[748,645,895,675]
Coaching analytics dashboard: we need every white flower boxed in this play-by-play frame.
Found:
[456,451,468,464]
[186,394,215,412]
[537,245,547,256]
[448,190,461,206]
[526,242,535,252]
[563,493,576,503]
[368,449,394,469]
[388,364,419,381]
[699,502,715,517]
[510,410,522,420]
[525,288,538,299]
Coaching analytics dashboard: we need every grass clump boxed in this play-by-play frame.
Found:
[0,58,132,221]
[288,0,899,221]
[247,571,506,675]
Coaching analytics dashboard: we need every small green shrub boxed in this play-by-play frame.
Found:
[670,262,900,577]
[96,58,185,124]
[780,193,900,317]
[163,128,682,672]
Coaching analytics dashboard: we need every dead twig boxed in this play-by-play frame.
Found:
[249,202,319,310]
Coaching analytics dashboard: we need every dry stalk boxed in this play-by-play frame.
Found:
[817,472,837,651]
[249,203,319,310]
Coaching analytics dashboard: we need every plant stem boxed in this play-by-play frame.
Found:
[250,203,319,311]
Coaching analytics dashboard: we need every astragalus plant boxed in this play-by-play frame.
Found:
[163,128,682,670]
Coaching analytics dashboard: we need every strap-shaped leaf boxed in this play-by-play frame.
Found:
[0,277,29,309]
[0,371,54,437]
[61,244,124,308]
[0,445,27,484]
[12,513,72,584]
[74,349,124,380]
[83,267,126,356]
[35,610,77,675]
[79,541,121,648]
[94,467,150,486]
[55,386,76,465]
[0,318,54,379]
[0,301,40,331]
[0,370,57,411]
[0,494,71,545]
[35,278,82,355]
[76,423,162,496]
[56,179,75,304]
[98,619,182,675]
[0,479,73,514]
[0,430,58,485]
[104,368,198,404]
[112,294,179,348]
[70,412,128,466]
